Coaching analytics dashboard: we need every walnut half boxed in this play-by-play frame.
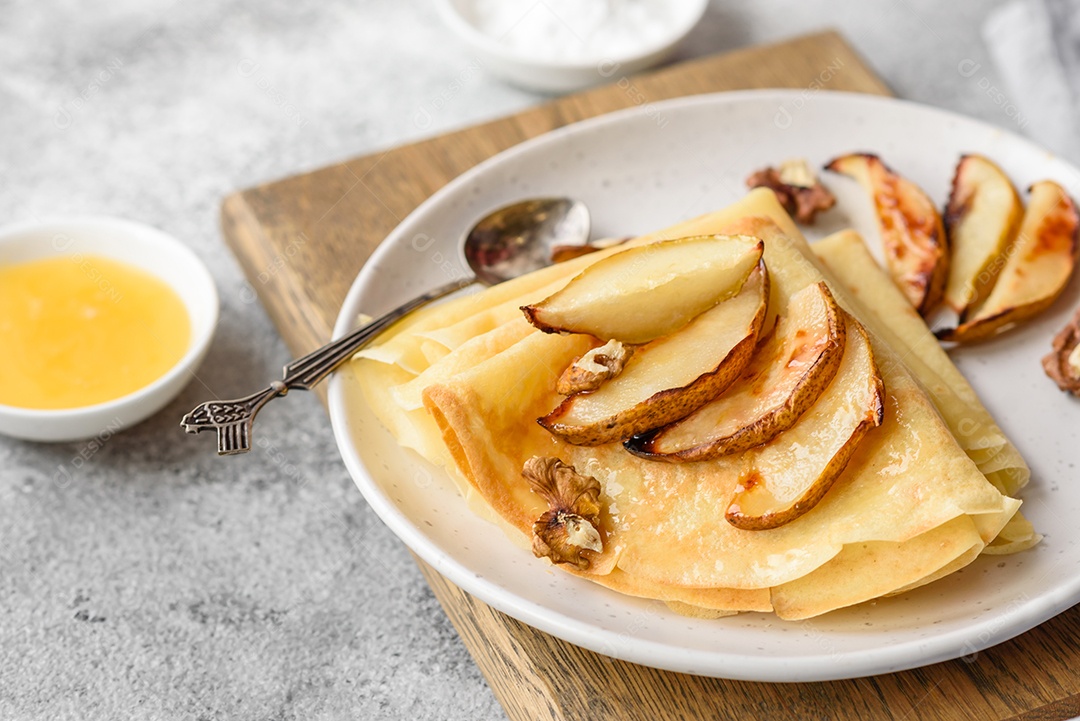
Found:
[1043,307,1080,396]
[746,158,836,224]
[522,456,603,570]
[555,339,633,395]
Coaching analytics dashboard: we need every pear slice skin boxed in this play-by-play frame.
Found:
[825,153,948,317]
[538,263,769,446]
[725,315,885,531]
[939,180,1079,343]
[626,281,847,462]
[522,234,763,345]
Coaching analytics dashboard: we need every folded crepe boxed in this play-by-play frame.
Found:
[811,229,1039,557]
[351,188,1035,619]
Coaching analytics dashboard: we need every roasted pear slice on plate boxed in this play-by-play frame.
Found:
[522,234,763,344]
[825,153,948,316]
[940,180,1080,343]
[538,263,768,446]
[625,281,847,462]
[725,315,885,531]
[942,154,1024,314]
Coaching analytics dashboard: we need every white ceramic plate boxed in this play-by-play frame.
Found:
[328,90,1080,681]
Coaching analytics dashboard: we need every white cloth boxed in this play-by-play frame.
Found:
[984,0,1080,163]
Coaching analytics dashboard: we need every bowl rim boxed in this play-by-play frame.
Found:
[0,214,219,421]
[435,0,709,71]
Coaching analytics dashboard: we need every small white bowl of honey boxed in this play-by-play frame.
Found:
[0,217,218,442]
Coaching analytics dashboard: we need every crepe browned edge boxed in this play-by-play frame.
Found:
[354,188,1028,617]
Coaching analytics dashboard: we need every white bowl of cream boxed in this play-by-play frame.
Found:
[0,217,218,442]
[437,0,708,93]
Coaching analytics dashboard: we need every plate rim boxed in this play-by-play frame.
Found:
[328,88,1080,681]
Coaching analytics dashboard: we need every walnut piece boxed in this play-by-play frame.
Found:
[1042,307,1080,396]
[550,236,631,264]
[522,456,603,570]
[746,158,836,224]
[555,339,633,395]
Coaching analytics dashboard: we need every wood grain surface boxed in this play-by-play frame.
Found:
[221,30,1079,721]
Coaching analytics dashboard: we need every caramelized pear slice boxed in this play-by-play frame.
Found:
[626,281,846,461]
[539,264,768,446]
[522,235,763,344]
[940,180,1079,343]
[726,316,885,531]
[942,154,1024,314]
[825,153,948,316]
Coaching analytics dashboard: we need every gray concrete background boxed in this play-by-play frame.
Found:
[0,1,1019,719]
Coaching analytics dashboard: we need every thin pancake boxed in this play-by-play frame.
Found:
[421,298,1012,591]
[417,211,1016,594]
[770,515,988,620]
[812,228,1030,496]
[352,190,1029,617]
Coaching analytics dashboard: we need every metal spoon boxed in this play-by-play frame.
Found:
[180,197,590,455]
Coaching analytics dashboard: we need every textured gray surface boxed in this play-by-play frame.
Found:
[0,1,1019,719]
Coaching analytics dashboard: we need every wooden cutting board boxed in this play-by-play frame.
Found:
[221,30,1080,721]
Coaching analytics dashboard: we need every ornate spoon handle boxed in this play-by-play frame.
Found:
[181,276,473,455]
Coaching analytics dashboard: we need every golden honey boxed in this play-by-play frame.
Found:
[0,254,190,409]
